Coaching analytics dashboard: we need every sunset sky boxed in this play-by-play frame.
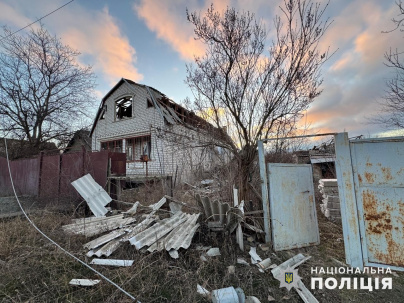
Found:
[1,0,403,138]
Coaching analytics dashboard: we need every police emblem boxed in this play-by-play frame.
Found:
[285,272,293,284]
[273,266,301,291]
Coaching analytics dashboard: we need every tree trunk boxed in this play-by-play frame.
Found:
[238,145,257,202]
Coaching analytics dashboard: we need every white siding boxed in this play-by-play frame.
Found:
[91,81,218,181]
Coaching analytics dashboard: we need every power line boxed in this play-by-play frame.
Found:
[0,0,75,42]
[2,137,140,302]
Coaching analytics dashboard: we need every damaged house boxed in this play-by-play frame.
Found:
[90,78,228,182]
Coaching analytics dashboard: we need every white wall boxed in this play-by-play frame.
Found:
[91,81,220,180]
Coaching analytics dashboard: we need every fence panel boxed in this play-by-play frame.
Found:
[39,154,60,198]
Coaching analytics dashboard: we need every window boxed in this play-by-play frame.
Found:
[125,136,151,161]
[100,105,107,119]
[101,140,122,153]
[115,96,132,120]
[147,98,154,108]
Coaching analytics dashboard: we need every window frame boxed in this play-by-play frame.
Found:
[114,95,133,121]
[100,139,123,153]
[125,135,152,162]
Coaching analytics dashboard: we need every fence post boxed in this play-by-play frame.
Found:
[37,151,44,197]
[82,145,86,176]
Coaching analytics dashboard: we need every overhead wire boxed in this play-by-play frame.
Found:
[2,137,139,302]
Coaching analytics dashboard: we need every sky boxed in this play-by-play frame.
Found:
[0,0,403,139]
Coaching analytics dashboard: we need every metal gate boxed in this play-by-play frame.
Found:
[267,163,320,251]
[335,133,404,271]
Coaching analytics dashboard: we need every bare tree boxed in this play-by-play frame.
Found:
[0,25,96,150]
[186,0,331,198]
[375,1,404,128]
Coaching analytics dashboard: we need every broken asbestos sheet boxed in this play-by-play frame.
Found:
[62,196,201,259]
[71,174,112,217]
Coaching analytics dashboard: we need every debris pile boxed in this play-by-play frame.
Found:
[65,174,318,302]
[62,196,200,260]
[318,179,341,222]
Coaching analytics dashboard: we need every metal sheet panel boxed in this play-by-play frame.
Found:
[129,213,187,249]
[108,152,126,176]
[62,214,136,237]
[0,157,12,195]
[334,133,363,268]
[0,157,39,196]
[87,152,108,189]
[268,163,319,251]
[60,152,84,197]
[71,174,112,217]
[39,154,60,198]
[350,139,404,269]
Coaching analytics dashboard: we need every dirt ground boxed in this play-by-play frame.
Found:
[0,187,403,302]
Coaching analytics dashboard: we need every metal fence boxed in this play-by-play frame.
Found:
[0,149,126,199]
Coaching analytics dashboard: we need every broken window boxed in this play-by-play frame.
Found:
[125,136,151,161]
[115,96,133,120]
[100,105,107,120]
[100,140,122,153]
[147,98,154,108]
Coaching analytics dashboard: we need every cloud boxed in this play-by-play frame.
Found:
[303,0,402,136]
[134,0,234,61]
[0,2,31,29]
[56,6,143,85]
[0,1,143,86]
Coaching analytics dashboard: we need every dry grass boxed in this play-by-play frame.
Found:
[0,185,403,302]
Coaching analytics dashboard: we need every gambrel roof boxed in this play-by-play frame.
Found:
[90,79,229,144]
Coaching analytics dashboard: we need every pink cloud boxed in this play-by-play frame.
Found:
[58,7,143,85]
[134,0,231,61]
[0,1,143,86]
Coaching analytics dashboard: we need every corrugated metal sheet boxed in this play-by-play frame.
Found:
[90,258,133,267]
[148,214,200,252]
[69,279,100,286]
[196,194,233,227]
[120,217,155,242]
[83,229,126,250]
[62,214,136,237]
[163,214,200,251]
[88,239,122,257]
[71,174,112,217]
[268,163,320,251]
[129,213,188,249]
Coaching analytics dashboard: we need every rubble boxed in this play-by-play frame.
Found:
[249,247,262,265]
[69,279,100,287]
[197,284,211,297]
[90,259,134,267]
[206,247,221,257]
